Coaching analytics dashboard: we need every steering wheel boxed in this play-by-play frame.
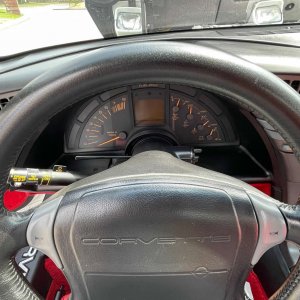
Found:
[1,41,300,300]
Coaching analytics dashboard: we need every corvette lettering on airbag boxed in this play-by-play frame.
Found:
[81,236,232,246]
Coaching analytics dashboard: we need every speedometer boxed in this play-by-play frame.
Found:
[170,92,225,145]
[79,93,132,150]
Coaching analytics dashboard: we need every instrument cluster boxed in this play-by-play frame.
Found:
[66,84,237,154]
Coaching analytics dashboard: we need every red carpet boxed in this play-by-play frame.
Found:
[247,271,268,300]
[44,258,70,300]
[4,183,271,299]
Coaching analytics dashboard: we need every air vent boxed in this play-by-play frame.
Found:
[279,75,300,94]
[0,92,16,111]
[283,80,300,93]
[0,97,11,111]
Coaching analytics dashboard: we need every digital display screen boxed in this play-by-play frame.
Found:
[134,98,165,126]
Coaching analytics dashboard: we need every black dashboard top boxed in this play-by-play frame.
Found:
[1,30,300,95]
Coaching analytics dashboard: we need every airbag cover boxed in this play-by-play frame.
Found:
[53,159,257,300]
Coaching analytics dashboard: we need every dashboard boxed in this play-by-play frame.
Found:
[66,84,236,154]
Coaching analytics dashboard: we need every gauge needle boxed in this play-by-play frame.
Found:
[98,136,120,146]
[176,99,180,107]
[209,128,217,136]
[189,106,193,115]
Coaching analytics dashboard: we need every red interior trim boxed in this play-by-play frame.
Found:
[4,190,54,211]
[250,183,271,196]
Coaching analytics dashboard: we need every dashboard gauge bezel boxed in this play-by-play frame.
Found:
[64,84,238,154]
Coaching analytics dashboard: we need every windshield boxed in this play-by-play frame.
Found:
[0,0,299,56]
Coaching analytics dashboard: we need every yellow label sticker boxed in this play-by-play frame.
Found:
[12,175,26,182]
[41,174,51,185]
[28,175,38,182]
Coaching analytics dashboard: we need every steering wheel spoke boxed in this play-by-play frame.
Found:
[246,191,287,265]
[277,204,300,246]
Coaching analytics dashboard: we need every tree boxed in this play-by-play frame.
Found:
[3,0,21,15]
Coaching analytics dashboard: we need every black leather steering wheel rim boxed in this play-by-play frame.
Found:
[1,41,300,300]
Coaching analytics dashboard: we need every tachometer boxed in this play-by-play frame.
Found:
[170,92,225,145]
[78,93,132,150]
